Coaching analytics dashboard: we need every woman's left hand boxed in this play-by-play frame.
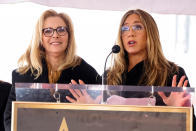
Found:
[66,79,102,104]
[158,75,191,107]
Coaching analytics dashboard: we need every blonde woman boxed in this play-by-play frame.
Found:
[4,9,100,131]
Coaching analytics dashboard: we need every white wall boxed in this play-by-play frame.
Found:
[0,2,195,88]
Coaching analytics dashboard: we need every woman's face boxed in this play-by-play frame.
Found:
[42,16,69,56]
[121,14,147,58]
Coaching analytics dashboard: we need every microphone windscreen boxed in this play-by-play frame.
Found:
[112,45,120,53]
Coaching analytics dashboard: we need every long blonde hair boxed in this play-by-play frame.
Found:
[17,9,81,78]
[107,9,177,86]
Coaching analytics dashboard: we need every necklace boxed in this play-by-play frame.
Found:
[47,63,61,83]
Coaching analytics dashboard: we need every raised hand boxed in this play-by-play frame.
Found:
[158,75,191,107]
[66,79,102,104]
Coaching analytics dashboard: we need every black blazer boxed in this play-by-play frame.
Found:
[4,58,101,131]
[121,61,190,106]
[0,81,11,131]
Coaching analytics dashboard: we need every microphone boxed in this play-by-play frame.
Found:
[102,45,120,85]
[112,45,120,53]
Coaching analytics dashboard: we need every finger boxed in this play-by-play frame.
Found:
[71,79,78,84]
[177,76,186,87]
[158,92,167,100]
[66,96,76,103]
[180,90,187,97]
[172,75,177,87]
[184,93,191,100]
[79,79,85,85]
[183,80,188,87]
[74,89,83,96]
[81,89,88,96]
[69,89,80,99]
[181,94,191,106]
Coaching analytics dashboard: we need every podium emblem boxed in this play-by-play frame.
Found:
[59,117,69,131]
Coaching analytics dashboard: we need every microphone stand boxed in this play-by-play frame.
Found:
[101,45,120,104]
[102,52,112,85]
[101,52,112,104]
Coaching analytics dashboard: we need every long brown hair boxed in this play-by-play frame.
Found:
[17,9,81,78]
[107,9,178,86]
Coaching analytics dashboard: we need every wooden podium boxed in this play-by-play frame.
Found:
[12,102,192,131]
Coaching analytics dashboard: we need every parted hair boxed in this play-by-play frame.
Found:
[107,9,178,86]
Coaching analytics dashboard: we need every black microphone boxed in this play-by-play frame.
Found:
[102,45,120,85]
[112,45,120,53]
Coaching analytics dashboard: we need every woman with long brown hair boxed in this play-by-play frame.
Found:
[107,9,190,106]
[62,9,195,130]
[70,9,190,106]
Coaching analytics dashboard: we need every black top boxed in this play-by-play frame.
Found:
[121,61,195,130]
[4,58,101,131]
[0,81,11,131]
[121,61,190,105]
[12,59,100,84]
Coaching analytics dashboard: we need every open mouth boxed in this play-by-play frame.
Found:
[128,40,136,45]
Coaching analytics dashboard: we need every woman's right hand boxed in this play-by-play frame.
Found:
[66,79,102,104]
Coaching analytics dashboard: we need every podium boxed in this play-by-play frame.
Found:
[12,102,192,131]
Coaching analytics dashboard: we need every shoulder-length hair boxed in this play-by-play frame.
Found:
[107,9,177,86]
[17,9,81,78]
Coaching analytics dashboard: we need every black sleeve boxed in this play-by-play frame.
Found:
[4,71,17,131]
[0,82,11,131]
[156,66,190,106]
[176,66,190,87]
[4,86,15,131]
[166,66,190,87]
